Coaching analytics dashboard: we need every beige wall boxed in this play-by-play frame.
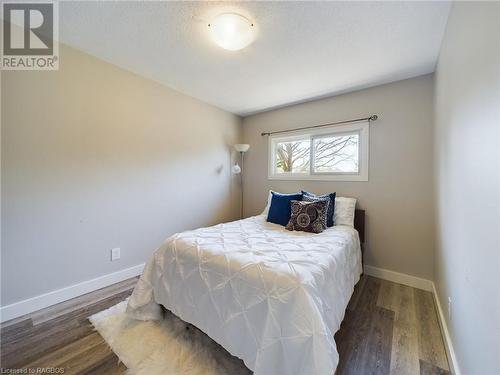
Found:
[434,3,500,373]
[1,45,242,306]
[242,75,435,279]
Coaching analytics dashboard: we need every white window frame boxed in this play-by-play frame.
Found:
[268,120,369,181]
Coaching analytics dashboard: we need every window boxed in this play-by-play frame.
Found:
[268,121,369,181]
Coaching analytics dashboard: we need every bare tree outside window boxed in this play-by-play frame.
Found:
[275,140,310,173]
[313,134,359,173]
[274,134,359,174]
[269,122,368,181]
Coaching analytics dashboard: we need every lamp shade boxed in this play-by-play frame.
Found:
[231,164,241,174]
[234,144,250,153]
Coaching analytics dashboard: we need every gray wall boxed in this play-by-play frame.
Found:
[242,75,435,280]
[1,45,242,306]
[434,3,500,374]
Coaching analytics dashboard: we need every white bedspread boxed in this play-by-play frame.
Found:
[127,215,362,374]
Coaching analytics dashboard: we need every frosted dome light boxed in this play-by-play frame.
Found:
[208,13,255,51]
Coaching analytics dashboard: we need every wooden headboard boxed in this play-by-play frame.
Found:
[354,209,365,244]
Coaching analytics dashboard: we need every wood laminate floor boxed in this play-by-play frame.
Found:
[1,275,450,374]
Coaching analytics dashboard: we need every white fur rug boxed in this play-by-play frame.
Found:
[89,300,251,375]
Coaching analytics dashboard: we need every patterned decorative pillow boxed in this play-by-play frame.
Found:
[301,196,329,228]
[285,200,329,233]
[302,191,336,227]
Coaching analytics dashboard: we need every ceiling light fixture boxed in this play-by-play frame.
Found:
[208,13,255,51]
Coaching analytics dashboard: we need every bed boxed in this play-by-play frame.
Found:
[127,210,365,374]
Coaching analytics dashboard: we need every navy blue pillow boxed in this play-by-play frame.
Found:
[267,192,303,226]
[302,191,336,227]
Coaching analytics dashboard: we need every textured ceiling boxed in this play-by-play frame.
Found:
[59,1,450,116]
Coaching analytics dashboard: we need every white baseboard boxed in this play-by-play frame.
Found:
[432,282,461,375]
[0,264,145,323]
[363,265,433,291]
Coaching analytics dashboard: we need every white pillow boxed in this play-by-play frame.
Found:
[261,190,273,216]
[334,197,357,227]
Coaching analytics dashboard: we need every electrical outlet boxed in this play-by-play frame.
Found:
[447,297,452,321]
[111,248,121,261]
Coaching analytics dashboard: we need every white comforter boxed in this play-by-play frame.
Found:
[127,215,362,374]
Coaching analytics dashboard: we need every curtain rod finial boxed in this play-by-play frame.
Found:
[370,115,378,121]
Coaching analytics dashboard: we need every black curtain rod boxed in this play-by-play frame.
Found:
[260,114,378,136]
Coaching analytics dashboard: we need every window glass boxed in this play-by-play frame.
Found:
[274,138,310,173]
[312,133,359,173]
[268,121,369,181]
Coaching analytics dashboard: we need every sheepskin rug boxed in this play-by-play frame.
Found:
[89,300,251,375]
